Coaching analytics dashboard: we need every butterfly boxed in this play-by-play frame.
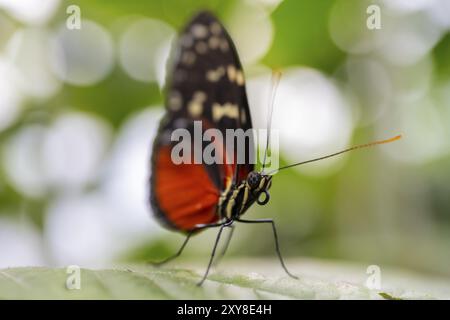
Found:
[149,11,401,286]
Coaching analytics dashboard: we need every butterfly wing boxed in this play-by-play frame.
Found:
[150,11,254,232]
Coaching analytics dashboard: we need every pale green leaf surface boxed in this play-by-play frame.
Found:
[1,259,449,299]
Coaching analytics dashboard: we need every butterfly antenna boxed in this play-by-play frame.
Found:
[261,70,282,173]
[267,134,402,175]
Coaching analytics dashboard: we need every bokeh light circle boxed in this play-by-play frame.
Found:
[0,0,60,25]
[101,107,163,236]
[42,112,112,190]
[226,2,273,65]
[247,67,354,176]
[2,125,48,197]
[6,28,61,98]
[0,57,22,131]
[50,20,114,86]
[329,0,383,54]
[118,18,175,85]
[45,194,116,266]
[0,218,44,267]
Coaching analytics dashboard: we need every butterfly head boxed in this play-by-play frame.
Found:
[246,171,272,206]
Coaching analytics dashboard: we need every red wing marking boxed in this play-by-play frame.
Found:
[153,146,220,231]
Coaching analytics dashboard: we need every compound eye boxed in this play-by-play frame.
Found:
[247,171,261,188]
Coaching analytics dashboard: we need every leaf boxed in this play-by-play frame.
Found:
[378,292,403,300]
[0,259,449,299]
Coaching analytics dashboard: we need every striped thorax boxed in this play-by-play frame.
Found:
[218,171,272,220]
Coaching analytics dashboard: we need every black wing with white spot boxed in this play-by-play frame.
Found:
[166,11,253,135]
[160,11,254,179]
[150,11,255,231]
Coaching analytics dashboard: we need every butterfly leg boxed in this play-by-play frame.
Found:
[236,218,298,279]
[148,231,194,267]
[149,222,224,267]
[213,224,235,267]
[197,220,233,286]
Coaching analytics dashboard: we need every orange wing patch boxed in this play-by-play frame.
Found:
[153,146,220,231]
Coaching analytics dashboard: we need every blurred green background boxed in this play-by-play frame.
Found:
[0,0,449,278]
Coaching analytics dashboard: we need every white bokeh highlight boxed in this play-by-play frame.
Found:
[342,57,392,126]
[0,218,45,268]
[50,20,115,86]
[101,107,164,237]
[248,68,353,176]
[377,11,443,66]
[382,0,437,14]
[45,107,164,267]
[425,0,450,31]
[0,0,60,25]
[6,28,61,99]
[329,0,384,55]
[226,2,273,65]
[0,56,22,131]
[42,112,112,190]
[2,125,48,198]
[2,112,112,197]
[118,18,175,86]
[379,98,447,164]
[45,193,117,267]
[388,56,433,103]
